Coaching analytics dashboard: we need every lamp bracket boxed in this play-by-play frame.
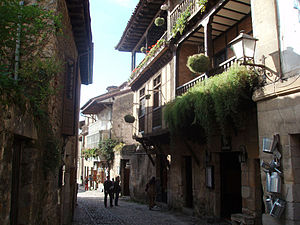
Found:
[241,56,281,83]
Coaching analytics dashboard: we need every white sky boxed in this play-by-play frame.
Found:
[80,0,140,108]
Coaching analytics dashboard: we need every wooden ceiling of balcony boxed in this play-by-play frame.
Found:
[115,0,165,52]
[185,0,251,45]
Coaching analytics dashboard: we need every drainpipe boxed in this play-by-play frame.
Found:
[273,0,283,79]
[14,1,24,80]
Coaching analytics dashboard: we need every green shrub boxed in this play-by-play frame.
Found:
[164,64,259,138]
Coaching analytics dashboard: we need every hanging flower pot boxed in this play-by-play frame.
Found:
[140,46,146,53]
[155,17,165,27]
[186,54,210,73]
[124,114,135,123]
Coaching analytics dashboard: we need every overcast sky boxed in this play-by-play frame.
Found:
[80,0,140,107]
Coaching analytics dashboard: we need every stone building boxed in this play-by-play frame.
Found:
[116,0,300,224]
[79,82,156,200]
[0,0,93,225]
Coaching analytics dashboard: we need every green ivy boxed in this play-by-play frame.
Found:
[171,4,192,38]
[164,65,260,139]
[0,0,63,174]
[98,138,119,166]
[82,148,99,160]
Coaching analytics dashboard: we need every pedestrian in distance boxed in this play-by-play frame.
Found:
[104,176,114,207]
[84,176,89,191]
[145,176,156,210]
[114,176,121,206]
[111,178,115,199]
[89,174,93,190]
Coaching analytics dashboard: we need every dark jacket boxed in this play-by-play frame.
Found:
[104,180,113,193]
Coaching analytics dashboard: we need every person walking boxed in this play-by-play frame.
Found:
[145,177,156,210]
[104,176,114,207]
[114,176,121,206]
[84,176,89,191]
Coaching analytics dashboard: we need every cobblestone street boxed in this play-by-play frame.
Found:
[72,187,228,225]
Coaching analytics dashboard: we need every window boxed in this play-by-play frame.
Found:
[153,75,161,109]
[139,88,146,117]
[139,88,146,132]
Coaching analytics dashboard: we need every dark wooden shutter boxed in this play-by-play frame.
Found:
[62,59,77,135]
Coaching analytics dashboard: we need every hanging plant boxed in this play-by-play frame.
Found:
[124,114,135,123]
[186,54,210,74]
[155,17,165,26]
[164,64,260,138]
[140,46,146,53]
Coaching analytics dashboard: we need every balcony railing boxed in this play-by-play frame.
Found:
[176,57,237,96]
[131,32,168,80]
[176,73,207,96]
[170,0,202,38]
[152,107,162,129]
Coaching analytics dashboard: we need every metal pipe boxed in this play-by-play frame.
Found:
[14,1,24,80]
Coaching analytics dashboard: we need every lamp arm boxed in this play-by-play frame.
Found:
[241,62,281,82]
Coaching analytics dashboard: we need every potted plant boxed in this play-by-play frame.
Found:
[154,17,165,27]
[140,46,146,53]
[186,53,210,73]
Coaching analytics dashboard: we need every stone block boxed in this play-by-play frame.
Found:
[242,186,251,199]
[286,202,300,221]
[292,157,300,169]
[262,213,282,225]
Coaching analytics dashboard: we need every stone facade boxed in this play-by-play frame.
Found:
[0,0,92,225]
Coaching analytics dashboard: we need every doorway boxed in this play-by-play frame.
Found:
[220,152,242,218]
[121,159,130,196]
[183,156,193,208]
[10,137,22,225]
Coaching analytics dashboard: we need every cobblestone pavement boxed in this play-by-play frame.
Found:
[72,186,230,225]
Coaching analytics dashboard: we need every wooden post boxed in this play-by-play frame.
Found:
[203,16,213,69]
[131,51,136,71]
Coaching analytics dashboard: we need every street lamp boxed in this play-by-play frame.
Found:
[229,30,258,63]
[229,31,281,82]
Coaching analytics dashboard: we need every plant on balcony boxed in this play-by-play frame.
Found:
[171,3,192,38]
[130,38,167,80]
[155,17,165,27]
[164,65,260,139]
[197,0,208,13]
[82,148,99,160]
[140,46,146,53]
[186,54,210,73]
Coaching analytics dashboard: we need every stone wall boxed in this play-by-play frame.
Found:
[257,93,300,225]
[111,91,135,144]
[0,0,82,224]
[166,109,261,220]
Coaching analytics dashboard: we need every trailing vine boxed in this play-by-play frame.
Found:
[171,3,192,38]
[164,65,260,139]
[130,38,166,80]
[0,0,63,174]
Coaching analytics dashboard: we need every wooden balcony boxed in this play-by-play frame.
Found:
[176,57,237,96]
[169,0,203,39]
[131,32,168,80]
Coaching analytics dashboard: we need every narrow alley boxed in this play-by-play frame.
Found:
[72,186,228,225]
